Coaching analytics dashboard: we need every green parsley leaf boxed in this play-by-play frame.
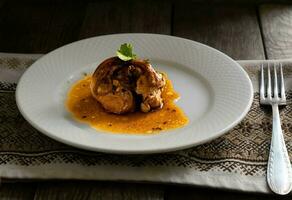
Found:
[116,43,137,61]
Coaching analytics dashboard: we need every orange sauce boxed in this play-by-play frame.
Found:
[66,75,188,134]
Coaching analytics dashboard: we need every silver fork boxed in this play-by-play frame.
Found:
[260,63,292,195]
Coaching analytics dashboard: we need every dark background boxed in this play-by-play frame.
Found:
[0,0,291,60]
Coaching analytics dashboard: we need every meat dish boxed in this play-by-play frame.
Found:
[90,57,166,114]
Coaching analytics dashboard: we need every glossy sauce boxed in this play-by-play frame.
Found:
[66,75,188,134]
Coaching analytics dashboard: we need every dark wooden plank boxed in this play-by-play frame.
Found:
[165,186,292,200]
[34,181,91,200]
[0,0,6,8]
[173,3,265,60]
[34,181,164,200]
[79,0,171,39]
[176,0,291,2]
[0,0,86,53]
[35,0,87,53]
[259,4,292,59]
[0,182,36,200]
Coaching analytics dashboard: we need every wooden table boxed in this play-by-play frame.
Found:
[1,0,292,199]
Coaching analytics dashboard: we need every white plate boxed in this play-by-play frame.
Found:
[16,34,253,154]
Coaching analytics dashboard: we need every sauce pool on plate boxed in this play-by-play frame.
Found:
[66,75,188,134]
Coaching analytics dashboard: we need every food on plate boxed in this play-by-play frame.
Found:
[66,44,188,134]
[90,56,166,114]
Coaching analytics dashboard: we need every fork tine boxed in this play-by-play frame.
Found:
[260,64,265,100]
[267,63,272,99]
[280,63,286,100]
[273,63,278,99]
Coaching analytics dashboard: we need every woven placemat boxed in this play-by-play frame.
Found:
[1,53,292,193]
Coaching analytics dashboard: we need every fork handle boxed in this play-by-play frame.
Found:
[267,104,292,195]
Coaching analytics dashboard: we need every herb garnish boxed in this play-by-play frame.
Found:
[116,43,137,61]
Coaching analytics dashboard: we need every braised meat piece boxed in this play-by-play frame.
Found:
[90,57,165,114]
